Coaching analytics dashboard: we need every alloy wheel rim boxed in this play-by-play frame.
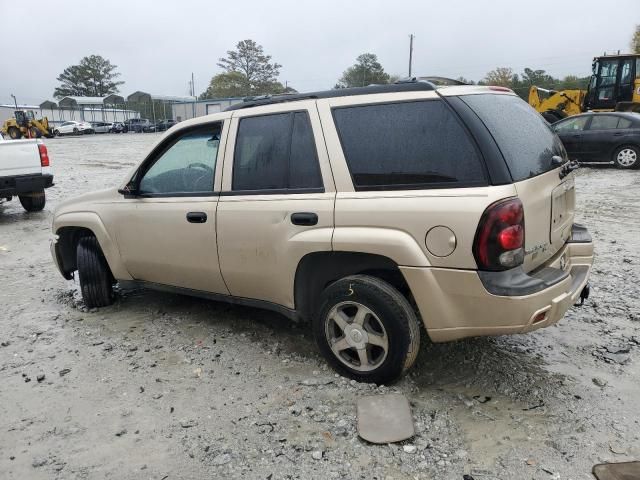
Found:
[617,148,637,167]
[324,301,389,372]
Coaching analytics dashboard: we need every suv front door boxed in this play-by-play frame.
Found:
[217,101,335,309]
[115,121,229,293]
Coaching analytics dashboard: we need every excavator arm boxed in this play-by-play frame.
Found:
[528,86,585,123]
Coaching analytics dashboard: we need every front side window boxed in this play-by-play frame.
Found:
[232,111,322,191]
[589,115,620,130]
[138,125,221,195]
[554,116,589,132]
[332,100,485,190]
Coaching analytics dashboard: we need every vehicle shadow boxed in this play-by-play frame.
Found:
[58,284,566,398]
[410,333,567,404]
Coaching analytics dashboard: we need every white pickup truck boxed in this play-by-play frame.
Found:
[0,136,53,212]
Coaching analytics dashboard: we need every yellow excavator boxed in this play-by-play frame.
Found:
[1,109,53,139]
[529,53,640,123]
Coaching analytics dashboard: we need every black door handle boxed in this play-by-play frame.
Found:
[612,132,623,136]
[186,212,207,223]
[291,212,318,226]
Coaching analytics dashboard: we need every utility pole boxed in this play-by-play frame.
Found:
[408,34,414,77]
[191,72,196,119]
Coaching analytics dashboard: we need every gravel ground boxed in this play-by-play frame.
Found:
[1,134,639,480]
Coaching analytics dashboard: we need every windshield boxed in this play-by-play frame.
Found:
[461,93,566,181]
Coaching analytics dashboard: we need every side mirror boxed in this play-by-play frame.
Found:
[117,182,137,196]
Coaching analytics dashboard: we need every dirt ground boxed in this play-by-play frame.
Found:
[1,133,639,480]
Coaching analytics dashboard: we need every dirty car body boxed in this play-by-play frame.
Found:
[50,82,594,383]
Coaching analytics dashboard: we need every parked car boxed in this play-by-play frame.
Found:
[50,82,593,383]
[552,112,640,169]
[91,122,115,134]
[123,118,151,133]
[155,119,177,132]
[53,121,94,136]
[110,122,125,133]
[142,122,157,133]
[0,136,53,212]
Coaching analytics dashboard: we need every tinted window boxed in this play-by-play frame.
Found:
[618,118,633,129]
[461,94,565,181]
[233,112,322,191]
[332,100,485,190]
[590,115,619,130]
[290,112,322,189]
[554,116,589,132]
[139,125,221,194]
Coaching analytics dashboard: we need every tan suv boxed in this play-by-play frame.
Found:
[51,81,594,383]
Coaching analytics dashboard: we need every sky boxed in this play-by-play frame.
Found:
[0,0,637,105]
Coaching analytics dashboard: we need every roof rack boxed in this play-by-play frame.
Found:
[225,79,437,111]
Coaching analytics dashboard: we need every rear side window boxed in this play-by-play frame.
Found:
[233,111,322,191]
[618,118,633,129]
[332,100,485,190]
[589,115,619,130]
[461,94,565,181]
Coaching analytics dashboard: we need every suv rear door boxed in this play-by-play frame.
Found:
[217,101,335,308]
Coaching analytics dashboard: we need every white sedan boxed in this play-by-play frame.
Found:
[53,121,94,136]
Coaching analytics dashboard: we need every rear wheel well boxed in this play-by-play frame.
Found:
[294,252,411,321]
[56,227,101,279]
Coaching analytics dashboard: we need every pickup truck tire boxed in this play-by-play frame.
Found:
[18,191,46,212]
[77,236,114,308]
[313,275,420,384]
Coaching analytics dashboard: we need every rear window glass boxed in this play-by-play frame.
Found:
[461,94,565,181]
[332,100,486,190]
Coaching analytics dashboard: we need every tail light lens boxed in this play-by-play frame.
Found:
[38,144,50,167]
[473,198,525,271]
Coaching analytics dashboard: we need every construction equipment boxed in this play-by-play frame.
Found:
[529,53,640,123]
[1,109,53,139]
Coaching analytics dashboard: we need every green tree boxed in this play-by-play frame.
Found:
[200,72,248,99]
[336,53,390,88]
[557,74,590,90]
[482,67,516,87]
[632,24,640,53]
[520,68,556,89]
[211,39,284,96]
[54,55,123,98]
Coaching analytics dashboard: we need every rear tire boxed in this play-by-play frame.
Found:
[312,275,421,384]
[18,191,45,212]
[613,145,639,169]
[77,236,114,308]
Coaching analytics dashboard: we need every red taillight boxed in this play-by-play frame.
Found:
[38,144,50,167]
[473,198,525,271]
[498,225,524,250]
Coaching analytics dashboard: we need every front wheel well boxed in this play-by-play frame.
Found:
[55,227,99,278]
[294,252,411,322]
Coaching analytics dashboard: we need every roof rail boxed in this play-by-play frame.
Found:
[225,79,437,111]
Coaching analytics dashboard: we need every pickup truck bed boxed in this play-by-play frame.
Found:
[0,137,53,212]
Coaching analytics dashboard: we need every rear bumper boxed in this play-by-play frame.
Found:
[401,224,594,342]
[0,173,53,197]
